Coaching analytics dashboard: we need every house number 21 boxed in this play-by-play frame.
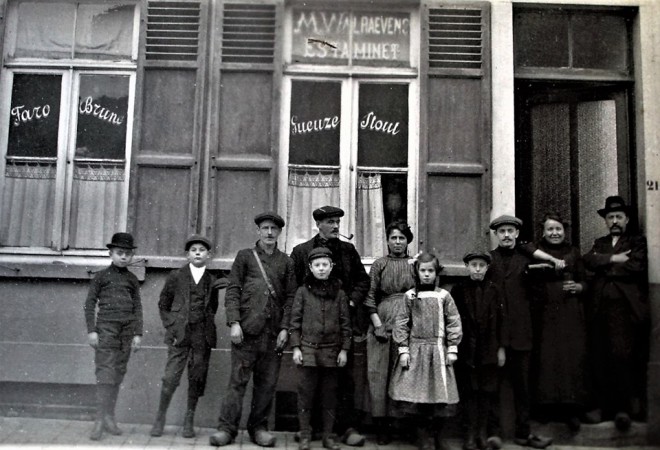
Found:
[648,180,659,190]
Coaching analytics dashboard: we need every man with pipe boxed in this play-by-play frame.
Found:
[291,205,371,446]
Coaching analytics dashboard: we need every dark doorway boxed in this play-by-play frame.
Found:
[514,81,635,251]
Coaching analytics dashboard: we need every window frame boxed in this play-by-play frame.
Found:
[0,1,139,257]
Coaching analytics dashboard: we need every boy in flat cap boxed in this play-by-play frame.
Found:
[486,215,561,449]
[151,234,225,438]
[290,247,352,450]
[210,212,297,447]
[583,196,648,430]
[84,232,142,441]
[291,205,370,446]
[452,251,504,450]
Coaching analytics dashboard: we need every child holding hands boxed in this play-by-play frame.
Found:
[389,252,463,450]
[289,247,352,450]
[83,232,142,441]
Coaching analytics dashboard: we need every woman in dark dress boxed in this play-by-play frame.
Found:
[364,221,416,444]
[529,213,589,432]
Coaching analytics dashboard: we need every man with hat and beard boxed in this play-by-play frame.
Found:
[583,196,648,431]
[291,206,370,446]
[210,212,297,447]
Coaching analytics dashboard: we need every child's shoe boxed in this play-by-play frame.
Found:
[486,436,502,450]
[182,409,195,438]
[341,428,365,447]
[89,420,104,441]
[299,433,312,450]
[209,430,233,446]
[102,415,123,435]
[323,434,341,450]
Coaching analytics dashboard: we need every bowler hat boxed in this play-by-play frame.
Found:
[308,247,333,262]
[463,251,492,265]
[597,196,631,217]
[313,206,344,221]
[489,215,523,230]
[185,234,212,251]
[254,211,285,228]
[106,232,137,250]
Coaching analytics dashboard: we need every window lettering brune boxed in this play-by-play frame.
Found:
[79,96,125,126]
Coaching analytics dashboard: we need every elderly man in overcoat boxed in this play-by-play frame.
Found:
[291,206,370,446]
[583,196,648,431]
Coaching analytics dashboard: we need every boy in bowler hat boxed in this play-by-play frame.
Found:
[151,234,226,438]
[83,232,142,441]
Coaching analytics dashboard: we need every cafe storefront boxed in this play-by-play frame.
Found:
[0,0,659,443]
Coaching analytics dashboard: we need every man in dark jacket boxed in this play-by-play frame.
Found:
[486,215,552,449]
[210,212,297,447]
[291,206,370,446]
[583,196,648,431]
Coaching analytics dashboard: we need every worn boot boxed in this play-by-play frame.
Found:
[321,409,340,450]
[102,384,123,435]
[150,386,175,437]
[182,395,198,438]
[90,386,105,441]
[299,409,313,450]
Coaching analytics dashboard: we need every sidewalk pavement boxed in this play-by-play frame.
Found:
[0,417,658,450]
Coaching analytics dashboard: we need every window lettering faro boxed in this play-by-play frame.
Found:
[10,104,50,126]
[291,115,339,135]
[360,111,400,135]
[78,96,124,126]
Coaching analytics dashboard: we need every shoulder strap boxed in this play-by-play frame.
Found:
[252,249,276,297]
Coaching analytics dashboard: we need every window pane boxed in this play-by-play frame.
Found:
[14,3,75,59]
[76,74,130,159]
[75,4,135,60]
[572,14,629,71]
[357,83,408,167]
[70,74,130,249]
[514,11,569,68]
[8,74,62,158]
[289,80,341,166]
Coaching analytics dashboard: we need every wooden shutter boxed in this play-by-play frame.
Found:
[204,1,282,266]
[131,0,208,263]
[419,2,491,269]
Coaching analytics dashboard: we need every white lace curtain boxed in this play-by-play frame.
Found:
[284,169,386,258]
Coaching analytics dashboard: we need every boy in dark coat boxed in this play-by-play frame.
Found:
[453,251,505,450]
[84,232,142,441]
[151,234,223,438]
[290,247,352,450]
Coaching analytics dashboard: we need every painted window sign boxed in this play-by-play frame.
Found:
[291,9,411,66]
[75,74,129,160]
[7,74,62,158]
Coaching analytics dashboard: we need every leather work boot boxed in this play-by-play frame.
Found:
[209,430,233,446]
[89,419,104,441]
[150,387,174,437]
[103,384,122,436]
[252,429,276,447]
[182,409,195,438]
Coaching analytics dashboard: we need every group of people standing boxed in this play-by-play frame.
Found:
[83,195,648,450]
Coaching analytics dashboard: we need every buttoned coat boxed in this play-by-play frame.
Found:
[583,233,648,323]
[291,235,370,333]
[224,244,297,336]
[158,265,218,347]
[486,245,535,351]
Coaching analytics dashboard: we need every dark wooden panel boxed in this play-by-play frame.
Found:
[425,175,487,260]
[134,166,192,255]
[218,71,273,156]
[213,169,270,257]
[140,69,196,153]
[427,77,482,164]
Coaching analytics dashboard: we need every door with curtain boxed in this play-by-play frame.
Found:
[282,78,415,259]
[515,82,634,252]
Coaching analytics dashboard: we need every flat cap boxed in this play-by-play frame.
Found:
[313,205,344,221]
[308,247,333,262]
[254,211,285,228]
[463,251,492,264]
[185,234,213,251]
[489,215,523,230]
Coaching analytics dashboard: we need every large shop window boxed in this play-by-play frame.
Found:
[0,2,137,252]
[284,79,410,258]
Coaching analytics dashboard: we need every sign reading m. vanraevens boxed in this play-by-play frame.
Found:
[291,9,410,66]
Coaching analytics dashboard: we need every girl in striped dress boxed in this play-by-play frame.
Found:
[389,252,463,450]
